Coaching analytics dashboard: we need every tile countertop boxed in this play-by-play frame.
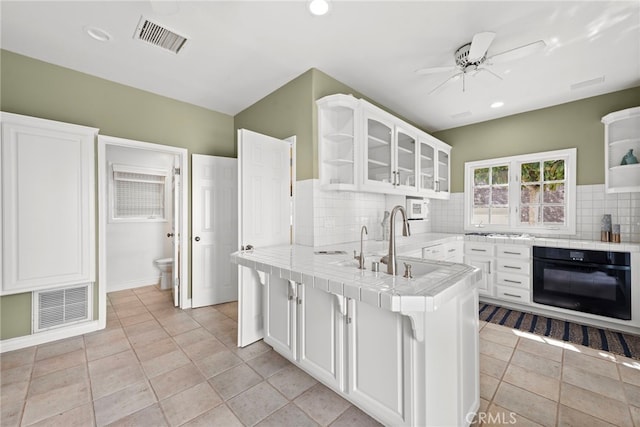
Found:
[462,233,640,253]
[231,238,480,314]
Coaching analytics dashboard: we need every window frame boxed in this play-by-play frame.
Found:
[108,163,170,223]
[464,148,577,235]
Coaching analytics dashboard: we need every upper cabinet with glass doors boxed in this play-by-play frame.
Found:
[316,94,451,197]
[602,106,640,193]
[317,94,359,191]
[418,134,451,199]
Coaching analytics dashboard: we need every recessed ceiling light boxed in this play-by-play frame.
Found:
[491,101,504,109]
[308,0,330,16]
[84,26,112,42]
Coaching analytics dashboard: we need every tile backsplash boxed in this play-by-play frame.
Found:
[295,181,640,246]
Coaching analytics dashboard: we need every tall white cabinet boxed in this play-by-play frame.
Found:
[602,106,640,193]
[1,112,97,295]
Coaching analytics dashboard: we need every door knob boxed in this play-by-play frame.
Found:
[194,236,200,242]
[167,233,174,238]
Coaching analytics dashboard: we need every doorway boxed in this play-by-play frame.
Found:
[97,135,189,329]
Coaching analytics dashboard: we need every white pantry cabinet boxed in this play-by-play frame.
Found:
[602,106,640,193]
[1,112,97,295]
[263,275,345,391]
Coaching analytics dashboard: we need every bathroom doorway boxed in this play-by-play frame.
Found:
[97,135,188,328]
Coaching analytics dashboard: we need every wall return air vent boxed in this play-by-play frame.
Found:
[134,16,188,54]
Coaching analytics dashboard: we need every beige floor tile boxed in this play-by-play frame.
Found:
[215,302,238,321]
[560,382,632,427]
[157,314,200,336]
[88,350,146,400]
[118,311,155,327]
[141,349,191,378]
[105,403,167,427]
[193,349,243,379]
[1,347,36,371]
[492,382,557,426]
[0,399,24,427]
[510,349,561,379]
[209,364,262,400]
[22,381,91,426]
[28,364,89,398]
[149,363,205,400]
[227,381,288,426]
[188,307,229,325]
[255,402,319,427]
[330,405,383,427]
[630,405,640,426]
[122,319,163,337]
[32,348,86,378]
[267,364,318,400]
[480,339,515,362]
[231,339,271,361]
[203,317,239,338]
[133,337,179,362]
[84,329,131,361]
[480,327,519,348]
[564,350,619,380]
[182,403,243,427]
[562,364,626,402]
[1,380,29,406]
[557,404,618,427]
[172,327,214,347]
[160,381,223,426]
[619,358,640,387]
[28,403,95,427]
[503,364,560,401]
[180,337,227,361]
[484,403,542,427]
[127,326,170,349]
[480,373,500,401]
[294,383,351,426]
[1,364,32,387]
[35,336,85,361]
[247,349,291,379]
[624,382,640,407]
[93,381,156,427]
[479,354,508,379]
[516,336,564,362]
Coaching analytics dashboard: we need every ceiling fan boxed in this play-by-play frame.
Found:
[416,32,546,94]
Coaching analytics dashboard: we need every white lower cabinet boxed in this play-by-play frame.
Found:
[263,273,480,426]
[464,242,495,297]
[347,299,411,426]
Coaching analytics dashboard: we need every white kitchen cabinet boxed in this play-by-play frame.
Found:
[263,275,345,391]
[1,112,97,295]
[317,94,359,191]
[495,245,531,304]
[418,134,451,199]
[347,298,411,426]
[602,106,640,193]
[423,240,463,263]
[464,242,495,297]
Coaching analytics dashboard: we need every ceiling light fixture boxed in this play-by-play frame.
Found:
[84,26,112,42]
[491,101,504,108]
[309,0,330,16]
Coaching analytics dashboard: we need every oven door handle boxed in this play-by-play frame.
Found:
[533,257,631,271]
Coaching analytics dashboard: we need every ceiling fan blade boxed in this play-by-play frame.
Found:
[473,67,504,81]
[468,31,496,62]
[428,72,462,95]
[415,65,457,75]
[488,40,546,64]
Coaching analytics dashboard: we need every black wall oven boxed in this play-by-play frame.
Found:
[533,246,631,320]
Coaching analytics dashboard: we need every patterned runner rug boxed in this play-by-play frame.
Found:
[479,303,640,360]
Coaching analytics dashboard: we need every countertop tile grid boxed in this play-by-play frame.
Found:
[3,285,640,426]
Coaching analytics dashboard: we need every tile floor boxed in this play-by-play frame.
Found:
[0,284,638,426]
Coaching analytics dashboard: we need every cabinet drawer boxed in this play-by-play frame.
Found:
[422,244,444,260]
[464,242,495,257]
[496,259,530,275]
[443,242,463,262]
[495,285,530,303]
[496,245,530,259]
[496,272,530,289]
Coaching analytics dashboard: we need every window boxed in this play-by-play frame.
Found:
[465,149,576,234]
[110,164,169,221]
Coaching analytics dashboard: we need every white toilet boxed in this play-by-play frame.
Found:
[154,258,173,290]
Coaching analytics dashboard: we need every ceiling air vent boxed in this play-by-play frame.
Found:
[134,17,188,54]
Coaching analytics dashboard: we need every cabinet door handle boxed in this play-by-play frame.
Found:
[471,248,487,252]
[504,265,521,270]
[504,279,522,284]
[503,251,522,255]
[503,292,522,298]
[448,248,456,252]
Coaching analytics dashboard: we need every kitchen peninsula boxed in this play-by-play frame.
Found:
[231,242,482,427]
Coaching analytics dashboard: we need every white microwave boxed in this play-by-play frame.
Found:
[406,198,429,220]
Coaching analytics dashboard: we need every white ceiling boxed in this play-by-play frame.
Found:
[1,1,639,132]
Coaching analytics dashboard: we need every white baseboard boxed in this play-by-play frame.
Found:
[0,320,102,353]
[106,277,159,293]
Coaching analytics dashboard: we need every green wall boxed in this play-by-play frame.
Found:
[0,50,235,340]
[433,86,640,193]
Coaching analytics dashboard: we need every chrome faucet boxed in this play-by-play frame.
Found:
[380,205,411,275]
[354,225,368,269]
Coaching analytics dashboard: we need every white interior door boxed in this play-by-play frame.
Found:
[238,129,292,347]
[192,154,238,308]
[172,159,181,307]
